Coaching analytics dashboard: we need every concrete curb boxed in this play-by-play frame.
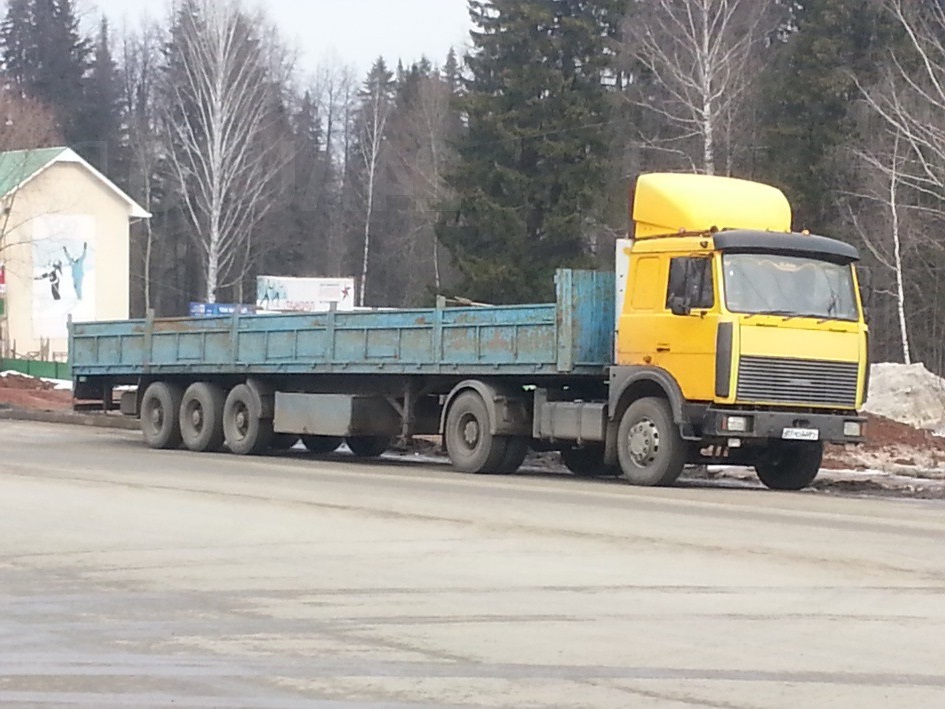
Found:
[0,408,140,431]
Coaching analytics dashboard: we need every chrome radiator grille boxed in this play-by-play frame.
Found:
[736,356,859,408]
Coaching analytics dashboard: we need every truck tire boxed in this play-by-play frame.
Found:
[270,434,299,451]
[179,382,226,452]
[346,436,390,458]
[444,391,508,474]
[497,437,529,474]
[301,435,343,454]
[223,383,273,455]
[141,382,184,450]
[561,446,619,478]
[755,441,823,491]
[617,397,685,487]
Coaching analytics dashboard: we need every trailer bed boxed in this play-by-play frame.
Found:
[70,270,614,380]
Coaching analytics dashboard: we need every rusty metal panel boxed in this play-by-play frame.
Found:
[70,269,615,379]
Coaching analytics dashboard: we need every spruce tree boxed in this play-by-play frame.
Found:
[80,17,123,173]
[758,0,898,230]
[439,0,622,303]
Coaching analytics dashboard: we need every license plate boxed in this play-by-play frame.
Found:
[782,428,820,441]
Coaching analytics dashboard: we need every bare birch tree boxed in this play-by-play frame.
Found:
[356,59,394,307]
[0,89,61,259]
[623,0,770,175]
[163,0,286,304]
[122,24,163,313]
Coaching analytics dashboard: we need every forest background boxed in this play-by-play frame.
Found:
[0,0,941,372]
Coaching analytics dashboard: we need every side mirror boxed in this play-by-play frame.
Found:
[669,296,691,316]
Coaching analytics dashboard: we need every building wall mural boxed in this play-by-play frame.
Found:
[32,215,96,340]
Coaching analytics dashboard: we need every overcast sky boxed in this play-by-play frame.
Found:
[83,0,472,78]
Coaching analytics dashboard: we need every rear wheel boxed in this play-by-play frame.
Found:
[617,397,685,487]
[141,382,184,450]
[179,382,226,452]
[301,435,343,454]
[496,437,529,474]
[444,391,508,474]
[755,441,823,491]
[223,384,273,455]
[346,436,390,458]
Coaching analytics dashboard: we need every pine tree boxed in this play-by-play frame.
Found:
[758,0,898,230]
[439,0,623,303]
[0,0,90,144]
[79,17,123,174]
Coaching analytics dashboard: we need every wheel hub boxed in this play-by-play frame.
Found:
[150,406,163,428]
[462,417,480,449]
[628,419,660,466]
[190,405,204,430]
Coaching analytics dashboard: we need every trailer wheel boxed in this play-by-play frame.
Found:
[561,446,619,478]
[755,442,823,491]
[497,437,529,474]
[223,384,273,455]
[270,434,299,451]
[346,436,390,458]
[141,382,184,450]
[444,391,508,473]
[301,435,343,454]
[617,397,685,486]
[179,382,226,452]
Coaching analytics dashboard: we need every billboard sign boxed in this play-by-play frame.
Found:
[256,276,356,313]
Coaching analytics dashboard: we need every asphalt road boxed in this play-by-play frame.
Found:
[1,421,944,708]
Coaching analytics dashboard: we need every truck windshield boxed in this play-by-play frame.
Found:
[722,253,859,321]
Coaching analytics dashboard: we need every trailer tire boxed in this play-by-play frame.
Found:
[346,436,389,458]
[755,441,823,491]
[141,382,184,450]
[301,435,343,454]
[561,446,619,478]
[179,382,226,452]
[223,384,273,455]
[497,437,529,474]
[617,397,685,487]
[444,391,508,473]
[270,434,299,451]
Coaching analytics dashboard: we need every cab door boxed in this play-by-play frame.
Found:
[617,253,720,402]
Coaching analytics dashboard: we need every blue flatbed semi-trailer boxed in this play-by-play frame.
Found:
[71,270,622,475]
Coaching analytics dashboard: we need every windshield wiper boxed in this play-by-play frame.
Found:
[744,309,800,321]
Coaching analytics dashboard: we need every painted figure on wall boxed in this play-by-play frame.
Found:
[63,242,88,300]
[35,261,63,301]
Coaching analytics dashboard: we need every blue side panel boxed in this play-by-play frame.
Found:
[70,270,615,378]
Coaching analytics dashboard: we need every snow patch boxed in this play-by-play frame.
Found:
[863,362,945,432]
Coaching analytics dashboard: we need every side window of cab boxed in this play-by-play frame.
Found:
[666,257,714,312]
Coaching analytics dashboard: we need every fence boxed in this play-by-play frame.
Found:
[0,358,70,381]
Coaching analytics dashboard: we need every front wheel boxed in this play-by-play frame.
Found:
[755,441,823,491]
[616,397,685,487]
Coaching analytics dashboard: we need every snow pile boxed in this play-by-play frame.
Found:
[863,363,945,432]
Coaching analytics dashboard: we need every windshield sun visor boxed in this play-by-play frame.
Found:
[714,230,860,264]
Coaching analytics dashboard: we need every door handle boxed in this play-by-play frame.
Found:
[656,344,671,353]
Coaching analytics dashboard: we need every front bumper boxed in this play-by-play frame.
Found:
[702,407,866,445]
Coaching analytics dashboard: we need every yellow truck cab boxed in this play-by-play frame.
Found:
[609,173,868,489]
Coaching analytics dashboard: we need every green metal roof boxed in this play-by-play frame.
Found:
[0,147,67,198]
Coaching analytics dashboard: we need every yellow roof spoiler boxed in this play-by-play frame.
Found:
[631,173,792,238]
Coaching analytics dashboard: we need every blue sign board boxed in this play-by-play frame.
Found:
[189,303,256,318]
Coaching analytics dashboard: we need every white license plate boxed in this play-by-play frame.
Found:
[782,428,820,441]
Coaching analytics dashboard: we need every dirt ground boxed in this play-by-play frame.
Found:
[0,374,72,412]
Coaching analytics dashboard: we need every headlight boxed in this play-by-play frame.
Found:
[843,421,863,438]
[723,415,750,433]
